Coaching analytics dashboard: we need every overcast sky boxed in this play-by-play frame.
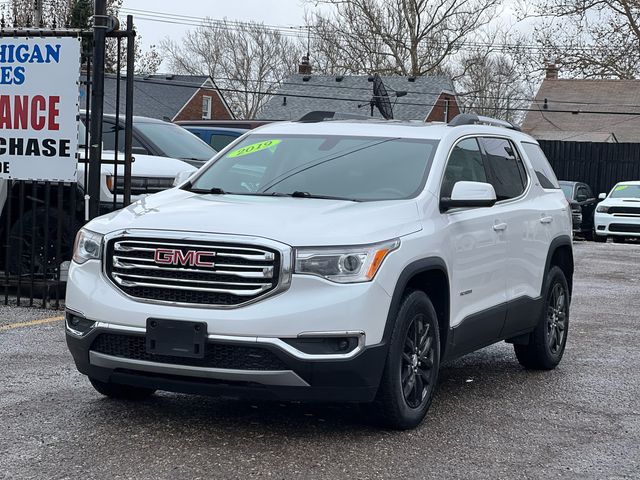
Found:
[122,0,309,52]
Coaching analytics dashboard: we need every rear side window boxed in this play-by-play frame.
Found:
[441,138,487,198]
[521,142,560,189]
[480,138,527,200]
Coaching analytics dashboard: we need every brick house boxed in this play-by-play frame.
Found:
[258,59,460,122]
[100,74,234,121]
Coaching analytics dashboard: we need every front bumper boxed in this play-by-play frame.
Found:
[594,213,640,237]
[66,320,387,402]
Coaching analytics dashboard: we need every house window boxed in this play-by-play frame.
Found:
[202,95,212,119]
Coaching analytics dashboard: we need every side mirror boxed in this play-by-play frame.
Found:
[598,193,607,200]
[440,181,497,212]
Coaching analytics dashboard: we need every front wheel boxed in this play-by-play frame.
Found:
[370,290,440,429]
[593,231,607,243]
[514,266,569,370]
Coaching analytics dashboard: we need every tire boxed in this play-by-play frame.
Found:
[7,207,78,278]
[89,377,156,400]
[370,290,440,430]
[514,266,569,370]
[593,230,606,243]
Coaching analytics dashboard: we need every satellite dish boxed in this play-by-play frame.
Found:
[372,74,393,120]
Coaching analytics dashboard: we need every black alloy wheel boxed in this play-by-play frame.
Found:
[546,283,567,355]
[401,313,436,408]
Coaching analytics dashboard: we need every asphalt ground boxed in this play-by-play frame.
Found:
[1,241,639,479]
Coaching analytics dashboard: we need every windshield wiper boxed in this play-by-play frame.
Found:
[183,183,227,194]
[289,191,359,202]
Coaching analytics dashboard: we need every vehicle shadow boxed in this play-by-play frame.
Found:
[82,343,556,437]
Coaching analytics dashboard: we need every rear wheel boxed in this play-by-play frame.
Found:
[514,266,569,370]
[89,377,156,400]
[370,290,440,430]
[7,208,77,278]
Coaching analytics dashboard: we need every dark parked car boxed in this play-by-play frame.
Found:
[559,180,597,239]
[80,113,217,167]
[181,126,247,151]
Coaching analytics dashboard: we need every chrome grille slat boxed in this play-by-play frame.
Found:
[112,276,269,296]
[112,272,271,288]
[114,241,275,260]
[107,235,282,307]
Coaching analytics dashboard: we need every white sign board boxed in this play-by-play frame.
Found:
[0,36,81,181]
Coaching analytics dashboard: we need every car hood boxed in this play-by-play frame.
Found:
[88,188,423,246]
[77,152,196,177]
[599,197,640,207]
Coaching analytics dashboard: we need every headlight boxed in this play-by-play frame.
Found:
[294,239,400,283]
[596,205,610,213]
[72,229,104,264]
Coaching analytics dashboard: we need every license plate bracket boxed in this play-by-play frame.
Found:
[146,318,207,359]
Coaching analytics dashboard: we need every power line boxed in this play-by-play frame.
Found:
[120,7,606,53]
[119,75,640,117]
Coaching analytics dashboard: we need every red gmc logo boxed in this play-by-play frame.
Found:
[154,248,215,267]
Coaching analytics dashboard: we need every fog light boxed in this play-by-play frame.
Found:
[65,311,95,336]
[597,225,605,230]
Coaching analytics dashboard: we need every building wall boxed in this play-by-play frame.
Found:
[173,88,233,121]
[426,93,461,122]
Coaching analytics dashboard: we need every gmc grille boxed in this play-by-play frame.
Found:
[106,236,281,307]
[110,176,175,196]
[91,333,288,370]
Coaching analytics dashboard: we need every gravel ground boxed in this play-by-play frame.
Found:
[0,241,639,480]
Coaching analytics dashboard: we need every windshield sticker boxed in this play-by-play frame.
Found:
[228,140,281,158]
[614,185,628,191]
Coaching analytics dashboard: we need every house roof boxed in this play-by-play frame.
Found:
[257,74,457,121]
[522,79,640,143]
[95,74,231,121]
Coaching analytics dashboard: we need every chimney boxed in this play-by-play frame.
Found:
[298,55,312,75]
[546,63,559,79]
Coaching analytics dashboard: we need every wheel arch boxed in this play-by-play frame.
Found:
[544,235,574,296]
[384,257,450,358]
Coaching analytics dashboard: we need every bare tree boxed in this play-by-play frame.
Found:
[306,0,502,78]
[162,20,302,119]
[523,0,640,78]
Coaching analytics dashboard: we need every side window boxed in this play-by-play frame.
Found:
[480,138,527,200]
[210,134,239,151]
[101,121,146,153]
[576,185,591,201]
[441,138,487,198]
[521,142,560,189]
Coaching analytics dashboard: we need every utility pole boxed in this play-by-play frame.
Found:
[88,0,107,219]
[34,0,43,27]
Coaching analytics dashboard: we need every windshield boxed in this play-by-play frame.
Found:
[136,122,216,161]
[189,134,439,201]
[610,184,640,199]
[560,184,573,199]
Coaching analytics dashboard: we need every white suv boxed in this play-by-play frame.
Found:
[65,114,574,429]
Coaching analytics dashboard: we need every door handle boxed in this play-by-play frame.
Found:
[540,216,553,224]
[492,222,507,231]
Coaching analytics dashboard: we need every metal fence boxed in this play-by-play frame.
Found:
[540,140,640,195]
[0,13,135,307]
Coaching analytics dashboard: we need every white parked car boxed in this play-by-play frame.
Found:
[594,181,640,243]
[65,114,574,429]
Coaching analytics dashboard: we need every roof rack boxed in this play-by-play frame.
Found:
[297,111,372,122]
[449,113,521,131]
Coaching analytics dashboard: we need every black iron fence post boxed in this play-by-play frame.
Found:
[88,0,107,219]
[123,15,135,207]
